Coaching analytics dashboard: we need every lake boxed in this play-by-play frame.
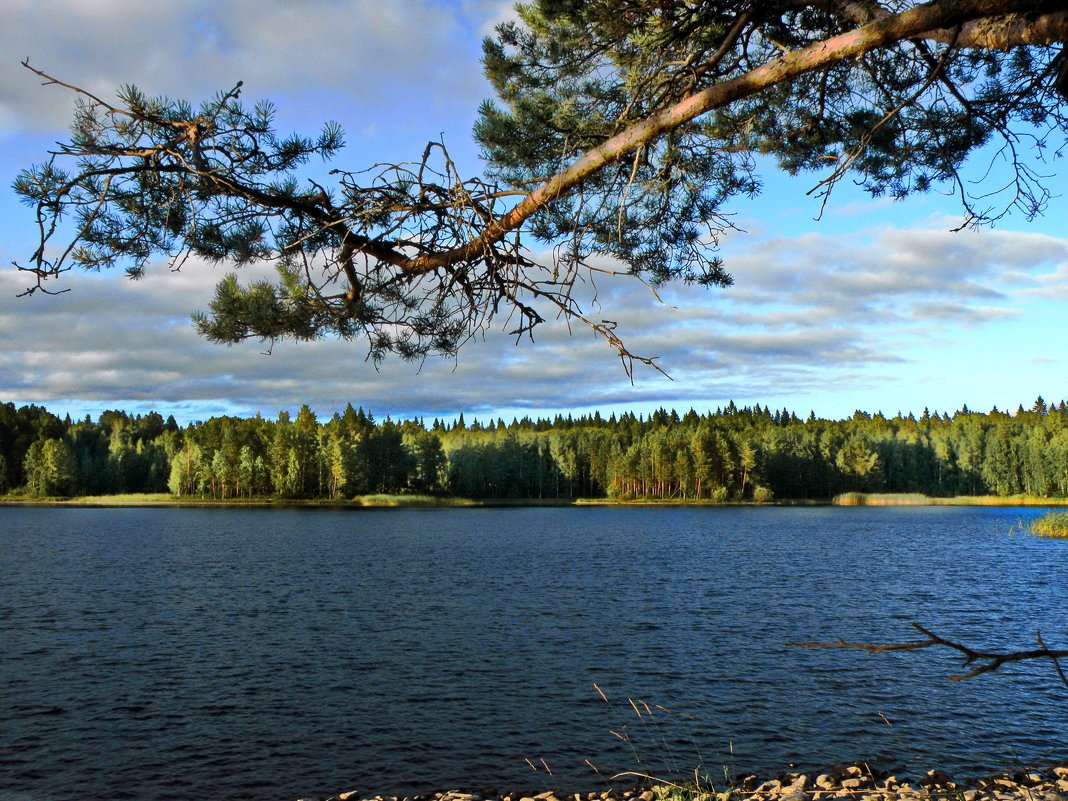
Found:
[1,505,1066,800]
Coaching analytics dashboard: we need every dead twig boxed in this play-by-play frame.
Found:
[791,622,1068,688]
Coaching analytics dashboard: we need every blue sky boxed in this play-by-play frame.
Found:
[0,0,1065,424]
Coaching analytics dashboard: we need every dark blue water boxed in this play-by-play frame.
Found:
[1,505,1066,801]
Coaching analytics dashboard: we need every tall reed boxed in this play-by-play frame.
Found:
[1030,511,1068,538]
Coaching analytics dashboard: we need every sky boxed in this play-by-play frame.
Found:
[0,0,1065,425]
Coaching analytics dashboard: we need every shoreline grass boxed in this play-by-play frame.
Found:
[833,492,1068,507]
[0,492,480,508]
[355,494,477,507]
[5,491,1068,510]
[1030,511,1068,537]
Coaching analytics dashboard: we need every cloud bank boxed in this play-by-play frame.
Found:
[1,224,1064,421]
[0,0,497,136]
[1,2,1065,421]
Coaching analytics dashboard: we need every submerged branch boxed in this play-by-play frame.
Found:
[792,622,1068,688]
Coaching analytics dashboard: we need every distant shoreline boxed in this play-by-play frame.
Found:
[3,492,1068,509]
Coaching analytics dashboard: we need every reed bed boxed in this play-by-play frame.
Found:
[833,492,1068,507]
[356,494,477,507]
[1030,511,1068,538]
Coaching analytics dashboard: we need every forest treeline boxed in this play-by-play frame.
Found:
[2,397,1068,501]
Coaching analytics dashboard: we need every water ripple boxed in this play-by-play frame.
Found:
[1,505,1066,799]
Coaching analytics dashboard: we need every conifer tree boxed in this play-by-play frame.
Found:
[13,2,1068,368]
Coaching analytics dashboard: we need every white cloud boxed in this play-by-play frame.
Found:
[2,223,1064,421]
[718,226,1068,324]
[468,0,520,36]
[0,0,492,134]
[2,3,1066,421]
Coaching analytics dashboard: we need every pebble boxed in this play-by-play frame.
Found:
[319,764,1068,801]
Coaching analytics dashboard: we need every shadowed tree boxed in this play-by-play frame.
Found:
[12,1,1068,371]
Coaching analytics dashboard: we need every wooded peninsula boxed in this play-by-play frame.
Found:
[3,398,1068,503]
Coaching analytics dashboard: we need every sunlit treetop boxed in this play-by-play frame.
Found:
[13,0,1068,372]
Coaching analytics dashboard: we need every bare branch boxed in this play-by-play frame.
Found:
[792,622,1068,686]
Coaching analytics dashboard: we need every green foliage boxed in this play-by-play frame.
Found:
[14,5,1067,364]
[13,77,504,362]
[1030,511,1068,538]
[709,486,730,503]
[7,397,1068,503]
[15,86,337,275]
[477,0,1067,285]
[23,438,76,497]
[478,1,752,287]
[752,485,773,503]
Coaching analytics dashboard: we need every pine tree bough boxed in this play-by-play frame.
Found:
[13,0,1068,370]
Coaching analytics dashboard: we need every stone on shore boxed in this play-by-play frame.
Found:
[321,764,1068,801]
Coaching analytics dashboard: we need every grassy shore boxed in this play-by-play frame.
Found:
[1030,511,1068,537]
[0,493,796,508]
[0,492,479,508]
[5,491,1068,509]
[356,494,477,507]
[833,492,1068,507]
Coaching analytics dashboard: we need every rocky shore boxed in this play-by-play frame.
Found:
[310,764,1068,801]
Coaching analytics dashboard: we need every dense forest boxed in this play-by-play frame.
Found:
[2,398,1068,502]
